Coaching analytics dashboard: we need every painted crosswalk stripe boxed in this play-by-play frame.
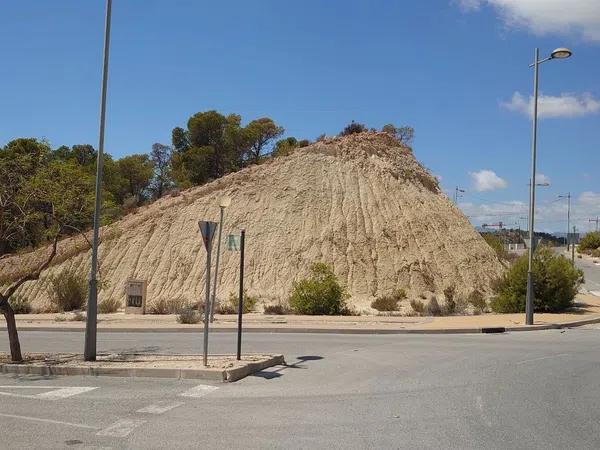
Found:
[0,386,98,400]
[137,401,184,414]
[178,385,219,398]
[96,419,146,438]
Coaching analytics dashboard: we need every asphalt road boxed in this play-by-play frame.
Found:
[2,329,600,449]
[575,254,600,293]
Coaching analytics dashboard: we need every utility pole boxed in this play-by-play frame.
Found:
[572,226,576,266]
[558,193,571,250]
[85,0,112,361]
[590,217,600,232]
[453,186,465,204]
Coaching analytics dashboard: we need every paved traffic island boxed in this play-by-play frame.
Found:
[0,352,285,382]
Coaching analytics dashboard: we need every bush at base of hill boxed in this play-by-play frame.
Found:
[289,263,348,315]
[490,247,583,313]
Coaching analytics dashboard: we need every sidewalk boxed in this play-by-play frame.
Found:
[7,294,600,334]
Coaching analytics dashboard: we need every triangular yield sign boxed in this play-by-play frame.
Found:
[198,221,218,251]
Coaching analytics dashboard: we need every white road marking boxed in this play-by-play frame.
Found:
[515,353,569,365]
[36,386,98,400]
[475,396,492,427]
[137,401,184,414]
[179,384,219,398]
[96,419,146,438]
[0,412,98,430]
[590,291,600,297]
[0,385,97,400]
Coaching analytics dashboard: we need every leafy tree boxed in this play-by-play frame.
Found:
[340,121,366,136]
[149,143,173,199]
[115,154,154,204]
[172,127,190,152]
[171,146,215,188]
[245,117,284,163]
[481,232,508,260]
[381,124,415,145]
[0,159,97,361]
[71,144,97,166]
[490,246,583,313]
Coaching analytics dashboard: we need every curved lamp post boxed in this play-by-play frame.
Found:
[525,47,572,325]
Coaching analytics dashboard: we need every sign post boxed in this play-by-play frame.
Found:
[198,220,218,367]
[226,231,245,360]
[236,230,246,361]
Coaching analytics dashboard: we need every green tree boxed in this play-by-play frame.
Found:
[381,124,415,145]
[115,154,154,204]
[149,143,173,199]
[172,127,190,152]
[0,159,97,361]
[171,146,215,189]
[245,117,284,163]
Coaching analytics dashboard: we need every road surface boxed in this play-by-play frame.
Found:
[2,329,600,449]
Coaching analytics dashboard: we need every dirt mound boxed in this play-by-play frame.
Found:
[1,132,504,311]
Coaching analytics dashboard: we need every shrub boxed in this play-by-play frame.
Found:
[339,121,367,136]
[468,290,487,314]
[579,231,600,253]
[98,297,121,314]
[289,262,348,315]
[177,306,202,324]
[371,288,407,312]
[47,268,88,312]
[264,303,291,315]
[443,286,456,315]
[148,297,187,314]
[410,299,425,315]
[227,291,258,314]
[9,295,32,314]
[424,296,442,316]
[490,246,583,313]
[215,303,236,315]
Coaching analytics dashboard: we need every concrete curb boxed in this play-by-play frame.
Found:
[3,315,600,335]
[0,354,285,382]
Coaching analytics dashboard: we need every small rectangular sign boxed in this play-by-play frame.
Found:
[227,234,240,251]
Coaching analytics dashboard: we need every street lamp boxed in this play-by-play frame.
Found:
[84,0,112,361]
[558,193,571,250]
[525,47,572,326]
[209,195,231,322]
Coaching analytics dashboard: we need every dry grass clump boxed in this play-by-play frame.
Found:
[98,297,121,314]
[148,297,188,314]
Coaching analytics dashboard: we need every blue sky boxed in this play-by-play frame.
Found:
[1,0,598,232]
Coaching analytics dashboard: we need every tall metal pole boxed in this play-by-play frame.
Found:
[203,241,212,367]
[236,230,245,361]
[85,0,112,361]
[209,206,225,323]
[525,48,539,326]
[572,226,576,266]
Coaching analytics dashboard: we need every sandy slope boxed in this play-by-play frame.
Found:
[0,132,504,311]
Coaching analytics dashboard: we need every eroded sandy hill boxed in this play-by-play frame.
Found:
[1,132,504,311]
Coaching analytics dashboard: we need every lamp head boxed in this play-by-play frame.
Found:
[550,47,572,59]
[219,196,231,208]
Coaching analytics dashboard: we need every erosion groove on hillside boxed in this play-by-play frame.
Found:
[0,132,504,310]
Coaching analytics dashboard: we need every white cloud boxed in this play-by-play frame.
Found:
[469,169,508,192]
[536,173,551,185]
[501,92,600,119]
[456,0,600,42]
